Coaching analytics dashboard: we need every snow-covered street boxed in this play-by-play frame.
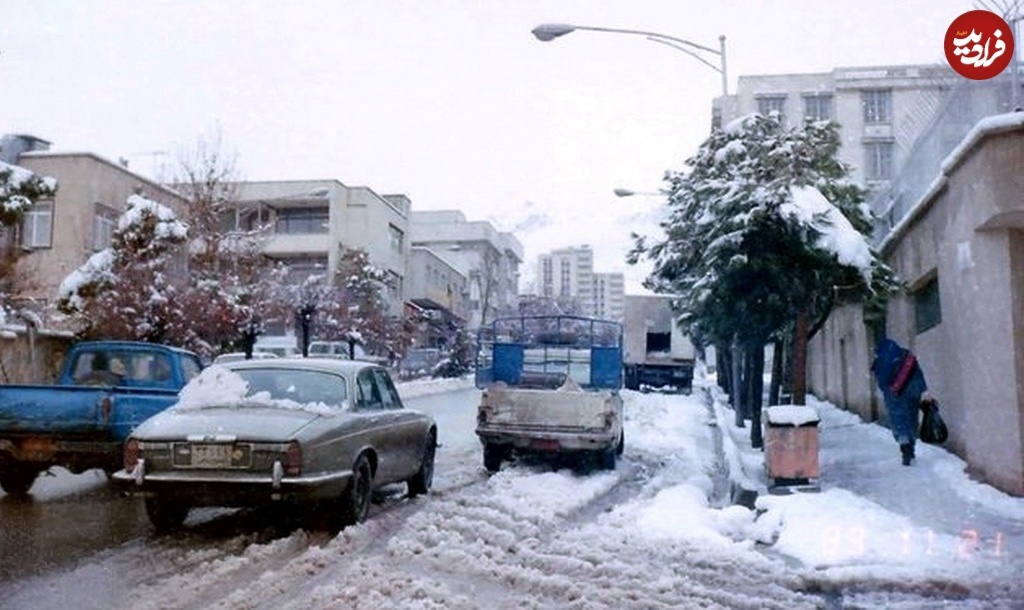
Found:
[0,375,1021,609]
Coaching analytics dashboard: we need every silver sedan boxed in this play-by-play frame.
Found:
[114,358,437,531]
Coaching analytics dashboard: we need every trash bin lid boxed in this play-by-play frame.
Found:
[766,405,820,426]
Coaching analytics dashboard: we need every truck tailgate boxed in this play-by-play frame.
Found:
[0,385,114,434]
[480,385,616,429]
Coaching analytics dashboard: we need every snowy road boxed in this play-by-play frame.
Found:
[0,379,1020,609]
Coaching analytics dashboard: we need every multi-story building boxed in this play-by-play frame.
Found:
[409,210,523,329]
[534,246,626,321]
[712,64,955,206]
[537,245,595,315]
[227,181,411,323]
[592,272,625,321]
[404,246,469,348]
[1,134,188,318]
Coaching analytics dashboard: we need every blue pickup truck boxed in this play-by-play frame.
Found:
[0,341,203,495]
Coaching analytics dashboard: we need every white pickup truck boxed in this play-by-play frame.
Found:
[474,316,625,472]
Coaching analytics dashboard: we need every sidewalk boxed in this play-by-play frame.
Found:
[704,378,1024,603]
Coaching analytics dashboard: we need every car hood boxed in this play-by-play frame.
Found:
[133,406,326,441]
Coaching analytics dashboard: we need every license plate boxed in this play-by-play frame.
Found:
[20,437,56,459]
[530,438,560,452]
[173,443,251,469]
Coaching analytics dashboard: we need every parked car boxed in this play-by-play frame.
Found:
[0,341,204,495]
[114,358,437,531]
[211,351,279,364]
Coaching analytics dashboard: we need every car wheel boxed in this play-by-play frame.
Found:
[145,497,188,531]
[340,454,373,526]
[598,446,617,471]
[483,443,506,473]
[407,431,436,497]
[0,464,39,496]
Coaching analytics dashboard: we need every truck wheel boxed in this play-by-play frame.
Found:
[407,431,436,497]
[145,498,188,531]
[483,444,506,473]
[616,431,625,456]
[340,454,373,526]
[0,464,39,496]
[598,448,617,470]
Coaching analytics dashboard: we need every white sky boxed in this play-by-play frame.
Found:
[1,0,976,291]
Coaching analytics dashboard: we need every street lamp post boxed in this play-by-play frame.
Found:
[531,23,728,96]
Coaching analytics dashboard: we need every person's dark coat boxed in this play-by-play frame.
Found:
[871,338,927,445]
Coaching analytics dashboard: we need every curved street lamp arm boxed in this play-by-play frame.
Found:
[571,25,721,56]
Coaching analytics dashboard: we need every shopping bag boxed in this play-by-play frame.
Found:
[919,399,948,444]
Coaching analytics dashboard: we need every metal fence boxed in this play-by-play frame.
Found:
[871,70,1023,243]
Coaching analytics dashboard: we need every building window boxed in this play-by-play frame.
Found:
[92,203,117,251]
[864,140,895,180]
[862,89,892,124]
[275,207,329,234]
[914,276,941,334]
[278,255,328,284]
[803,94,833,121]
[21,200,53,249]
[756,95,787,119]
[389,224,404,253]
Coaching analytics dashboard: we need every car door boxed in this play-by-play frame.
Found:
[354,368,397,482]
[372,368,427,480]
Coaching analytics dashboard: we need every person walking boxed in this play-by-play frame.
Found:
[871,338,929,466]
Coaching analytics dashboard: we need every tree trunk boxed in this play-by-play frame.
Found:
[768,339,783,406]
[791,310,810,406]
[732,339,745,428]
[745,345,765,448]
[717,344,731,393]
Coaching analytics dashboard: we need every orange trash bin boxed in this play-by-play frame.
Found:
[764,405,820,490]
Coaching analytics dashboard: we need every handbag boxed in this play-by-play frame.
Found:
[919,399,949,444]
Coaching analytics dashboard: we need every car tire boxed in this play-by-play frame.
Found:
[407,431,436,497]
[145,498,188,531]
[0,464,39,496]
[598,444,617,471]
[340,454,373,527]
[483,443,506,473]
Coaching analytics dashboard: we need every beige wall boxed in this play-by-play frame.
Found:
[16,152,187,310]
[808,125,1024,495]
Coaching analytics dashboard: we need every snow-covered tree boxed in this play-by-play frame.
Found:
[0,159,58,317]
[306,245,404,359]
[57,194,189,344]
[0,160,57,228]
[630,113,898,443]
[168,132,276,357]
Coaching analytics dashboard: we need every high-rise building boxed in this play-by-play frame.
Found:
[535,246,625,320]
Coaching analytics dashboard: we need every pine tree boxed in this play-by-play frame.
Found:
[630,113,899,445]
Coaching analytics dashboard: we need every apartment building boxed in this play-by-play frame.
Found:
[712,64,955,205]
[534,245,626,321]
[228,181,410,321]
[409,210,523,329]
[592,271,625,321]
[1,135,188,319]
[405,246,470,348]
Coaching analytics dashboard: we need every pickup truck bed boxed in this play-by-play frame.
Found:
[0,341,202,495]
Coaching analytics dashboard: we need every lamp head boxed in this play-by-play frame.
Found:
[531,23,576,42]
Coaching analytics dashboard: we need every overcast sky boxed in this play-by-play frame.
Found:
[2,0,976,292]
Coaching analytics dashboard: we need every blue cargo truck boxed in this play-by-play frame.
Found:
[0,341,203,495]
